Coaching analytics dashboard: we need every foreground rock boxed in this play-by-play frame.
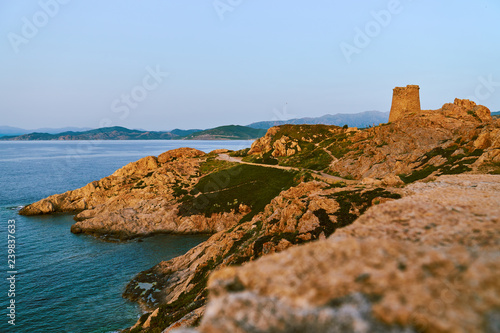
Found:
[122,181,401,331]
[185,175,500,333]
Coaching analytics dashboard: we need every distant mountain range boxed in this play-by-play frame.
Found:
[0,125,263,141]
[184,125,266,140]
[0,126,179,141]
[0,126,93,137]
[1,111,392,141]
[247,111,389,129]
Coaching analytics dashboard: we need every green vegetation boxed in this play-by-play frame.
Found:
[242,151,279,165]
[269,124,339,142]
[132,180,147,189]
[322,132,356,159]
[179,164,298,222]
[172,184,189,197]
[139,260,214,333]
[490,162,500,174]
[477,161,500,175]
[398,145,484,183]
[467,110,481,121]
[280,148,331,170]
[184,125,267,140]
[198,158,236,175]
[252,231,300,257]
[327,188,401,230]
[246,125,360,171]
[170,128,202,137]
[229,148,250,157]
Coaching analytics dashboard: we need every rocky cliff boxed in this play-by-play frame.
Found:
[19,148,304,240]
[246,99,499,182]
[19,148,246,240]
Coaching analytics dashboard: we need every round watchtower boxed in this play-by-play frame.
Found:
[389,85,421,122]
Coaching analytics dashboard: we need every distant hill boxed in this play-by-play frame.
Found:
[183,125,266,140]
[1,111,391,141]
[0,125,265,141]
[247,111,389,129]
[170,129,203,137]
[0,126,93,137]
[492,111,500,119]
[0,126,177,141]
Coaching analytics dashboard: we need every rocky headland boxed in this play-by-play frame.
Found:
[19,93,500,332]
[247,98,499,182]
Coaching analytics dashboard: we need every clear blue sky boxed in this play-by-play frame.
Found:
[1,0,499,130]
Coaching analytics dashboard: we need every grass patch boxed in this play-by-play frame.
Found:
[229,148,250,157]
[172,184,189,197]
[199,158,235,175]
[242,151,279,165]
[179,164,298,222]
[280,148,332,171]
[270,124,341,143]
[325,133,355,159]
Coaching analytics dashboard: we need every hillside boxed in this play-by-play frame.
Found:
[247,110,389,129]
[0,126,177,140]
[170,128,202,137]
[244,99,499,182]
[183,125,266,140]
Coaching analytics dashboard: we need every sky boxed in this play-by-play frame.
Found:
[0,0,499,131]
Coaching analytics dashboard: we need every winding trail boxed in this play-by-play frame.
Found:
[217,154,357,184]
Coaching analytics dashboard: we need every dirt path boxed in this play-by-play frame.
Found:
[217,154,356,184]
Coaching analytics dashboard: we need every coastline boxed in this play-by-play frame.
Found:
[15,98,500,332]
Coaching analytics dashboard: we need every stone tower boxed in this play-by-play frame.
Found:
[389,85,421,122]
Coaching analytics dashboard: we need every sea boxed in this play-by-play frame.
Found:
[0,140,253,333]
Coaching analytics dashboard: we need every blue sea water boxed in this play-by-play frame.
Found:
[0,140,252,333]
